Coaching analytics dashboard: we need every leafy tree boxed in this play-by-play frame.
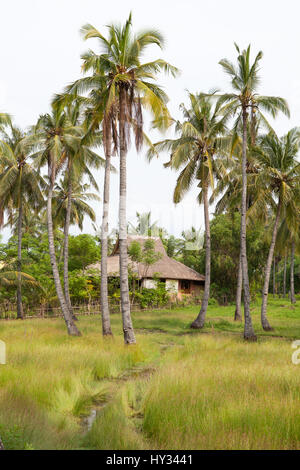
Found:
[68,234,100,271]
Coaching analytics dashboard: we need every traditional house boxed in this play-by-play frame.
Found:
[87,236,205,299]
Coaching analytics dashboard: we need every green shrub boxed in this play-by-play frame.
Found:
[133,283,169,309]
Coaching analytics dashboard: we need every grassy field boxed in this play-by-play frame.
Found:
[0,297,299,450]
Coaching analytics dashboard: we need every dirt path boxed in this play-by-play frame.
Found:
[81,341,174,435]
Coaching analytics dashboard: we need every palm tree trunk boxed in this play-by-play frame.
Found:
[191,183,211,329]
[241,108,256,341]
[273,258,276,298]
[261,200,282,330]
[63,169,77,322]
[100,124,113,336]
[119,87,136,344]
[283,254,287,297]
[47,160,81,336]
[290,241,296,304]
[17,196,24,319]
[234,251,243,321]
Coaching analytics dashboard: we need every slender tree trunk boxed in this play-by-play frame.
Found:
[63,169,78,321]
[191,183,211,329]
[17,197,24,319]
[283,254,287,297]
[100,123,113,336]
[234,251,243,321]
[241,108,256,341]
[273,258,276,298]
[0,436,4,450]
[47,161,81,336]
[119,87,136,344]
[261,201,282,330]
[290,241,296,304]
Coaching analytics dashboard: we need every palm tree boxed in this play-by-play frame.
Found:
[128,211,161,237]
[53,177,99,230]
[150,92,228,328]
[33,108,82,336]
[250,129,300,329]
[66,13,178,343]
[51,102,105,321]
[53,175,100,318]
[0,125,44,319]
[218,44,290,340]
[290,240,297,303]
[211,122,266,321]
[55,94,118,337]
[277,206,300,304]
[6,205,44,239]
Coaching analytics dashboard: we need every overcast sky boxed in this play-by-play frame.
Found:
[0,0,298,240]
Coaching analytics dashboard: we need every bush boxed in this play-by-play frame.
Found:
[133,283,169,309]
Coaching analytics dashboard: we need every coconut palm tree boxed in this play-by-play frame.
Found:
[65,13,178,343]
[6,205,44,239]
[150,92,229,328]
[50,102,105,321]
[53,177,99,230]
[0,125,45,319]
[54,92,118,337]
[53,176,100,318]
[211,120,266,321]
[217,44,290,340]
[249,129,300,329]
[128,211,161,237]
[33,108,82,336]
[277,204,300,304]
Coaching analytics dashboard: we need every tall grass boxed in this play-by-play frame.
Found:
[142,335,300,449]
[0,317,160,449]
[0,298,299,449]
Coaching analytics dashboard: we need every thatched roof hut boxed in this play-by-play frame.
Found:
[87,236,204,298]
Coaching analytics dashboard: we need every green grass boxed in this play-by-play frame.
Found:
[0,297,299,449]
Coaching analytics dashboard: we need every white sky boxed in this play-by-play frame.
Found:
[0,0,298,240]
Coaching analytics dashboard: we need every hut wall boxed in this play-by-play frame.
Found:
[142,278,157,289]
[166,279,179,294]
[191,282,204,296]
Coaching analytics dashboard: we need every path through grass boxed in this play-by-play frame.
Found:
[0,298,299,449]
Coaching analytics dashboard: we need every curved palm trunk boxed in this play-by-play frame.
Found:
[119,88,136,344]
[273,258,276,298]
[283,254,287,297]
[290,241,296,304]
[100,129,113,336]
[16,196,24,319]
[47,162,81,336]
[241,108,256,341]
[261,200,282,330]
[191,184,211,329]
[63,169,78,322]
[234,252,243,321]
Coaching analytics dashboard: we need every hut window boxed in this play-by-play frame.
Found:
[181,280,190,291]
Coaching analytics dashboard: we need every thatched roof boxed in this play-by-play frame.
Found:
[87,236,204,282]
